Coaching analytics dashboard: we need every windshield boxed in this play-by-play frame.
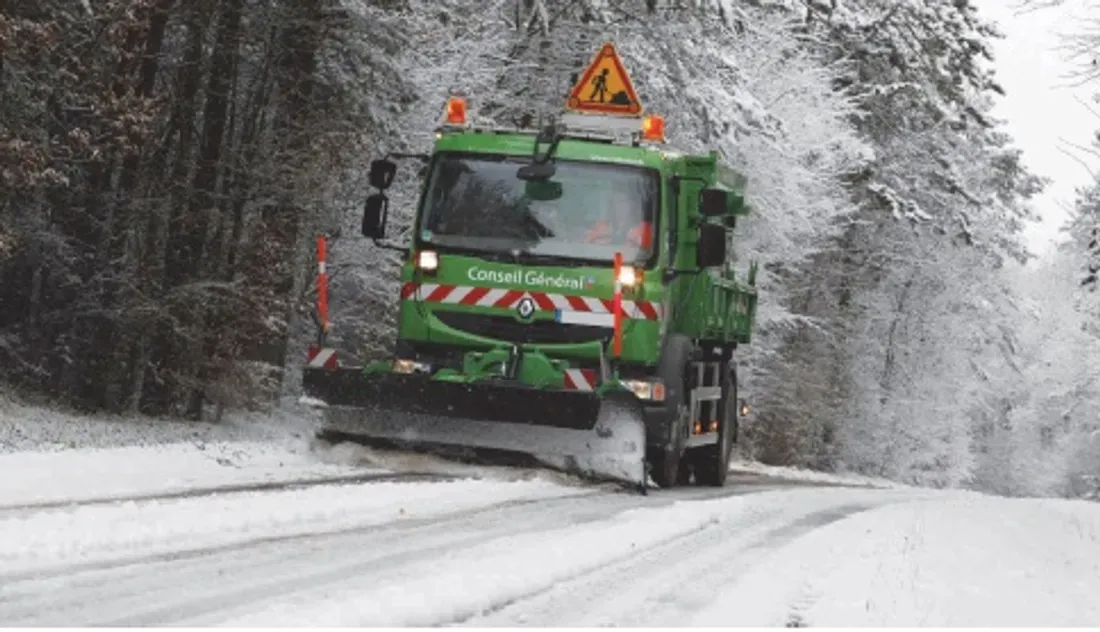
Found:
[416,152,659,264]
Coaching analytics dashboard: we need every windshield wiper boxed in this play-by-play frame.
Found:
[511,250,593,268]
[423,242,518,263]
[420,239,608,268]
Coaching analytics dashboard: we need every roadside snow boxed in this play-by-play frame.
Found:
[728,458,906,490]
[0,393,319,454]
[0,440,377,508]
[0,478,583,576]
[692,491,1100,627]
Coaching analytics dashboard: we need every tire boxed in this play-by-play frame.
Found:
[647,334,694,489]
[692,362,737,487]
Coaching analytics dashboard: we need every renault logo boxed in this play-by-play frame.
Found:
[516,296,536,319]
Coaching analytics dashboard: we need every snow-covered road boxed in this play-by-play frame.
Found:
[2,438,1099,626]
[0,471,886,626]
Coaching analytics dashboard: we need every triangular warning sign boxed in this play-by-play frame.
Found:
[565,42,644,117]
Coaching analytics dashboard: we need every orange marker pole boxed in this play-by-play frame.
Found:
[613,251,623,358]
[317,235,329,342]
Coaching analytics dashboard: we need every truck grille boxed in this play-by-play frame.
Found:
[434,311,609,345]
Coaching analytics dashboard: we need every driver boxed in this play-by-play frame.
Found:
[583,186,653,249]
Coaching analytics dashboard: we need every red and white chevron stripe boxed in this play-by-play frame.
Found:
[563,368,599,391]
[306,345,339,370]
[400,282,662,320]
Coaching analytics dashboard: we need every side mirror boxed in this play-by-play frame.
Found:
[697,222,727,268]
[700,187,731,217]
[369,158,397,190]
[362,193,388,239]
[516,161,557,181]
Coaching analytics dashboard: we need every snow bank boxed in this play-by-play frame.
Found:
[0,393,319,454]
[0,478,581,575]
[692,491,1100,627]
[0,392,615,511]
[0,440,376,508]
[728,457,907,489]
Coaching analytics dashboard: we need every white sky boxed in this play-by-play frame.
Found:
[972,0,1100,258]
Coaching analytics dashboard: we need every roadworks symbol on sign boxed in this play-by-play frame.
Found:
[565,42,643,117]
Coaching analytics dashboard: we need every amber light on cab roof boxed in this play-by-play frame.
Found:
[445,97,467,125]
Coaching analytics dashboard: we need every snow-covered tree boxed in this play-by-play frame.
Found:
[732,0,1047,484]
[1066,177,1100,294]
[0,0,424,416]
[983,251,1100,498]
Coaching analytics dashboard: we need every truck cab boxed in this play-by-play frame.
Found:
[364,104,754,370]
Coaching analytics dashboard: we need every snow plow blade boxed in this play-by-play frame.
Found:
[302,367,648,490]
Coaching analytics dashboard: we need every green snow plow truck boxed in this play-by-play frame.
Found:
[302,43,758,492]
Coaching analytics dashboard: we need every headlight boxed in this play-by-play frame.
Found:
[393,358,432,374]
[416,250,439,272]
[618,266,641,287]
[621,379,665,401]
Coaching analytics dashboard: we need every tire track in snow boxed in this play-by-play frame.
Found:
[0,470,457,516]
[0,498,584,625]
[0,466,887,626]
[0,476,822,625]
[0,466,848,519]
[0,483,770,625]
[0,473,817,582]
[210,488,903,626]
[0,485,602,585]
[460,497,893,627]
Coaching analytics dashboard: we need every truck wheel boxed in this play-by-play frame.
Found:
[692,362,737,486]
[648,334,693,489]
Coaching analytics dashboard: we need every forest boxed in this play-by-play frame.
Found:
[1,0,1098,499]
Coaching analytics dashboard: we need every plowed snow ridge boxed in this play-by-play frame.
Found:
[0,440,371,507]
